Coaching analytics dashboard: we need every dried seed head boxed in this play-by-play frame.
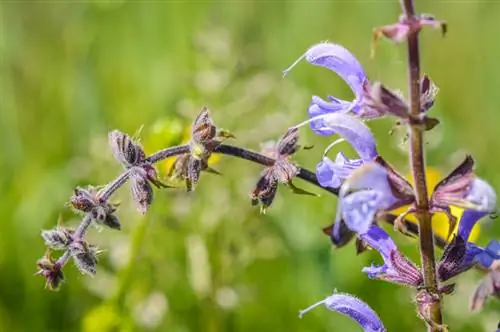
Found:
[251,171,278,214]
[191,107,217,144]
[277,127,300,156]
[361,81,409,119]
[250,128,314,212]
[35,253,64,291]
[130,167,154,214]
[420,75,439,112]
[41,227,74,250]
[108,130,146,168]
[103,213,121,230]
[69,239,99,277]
[69,187,98,213]
[69,186,121,230]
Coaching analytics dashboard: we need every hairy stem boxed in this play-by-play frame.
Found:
[400,0,443,329]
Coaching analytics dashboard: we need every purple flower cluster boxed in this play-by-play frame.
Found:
[287,42,499,329]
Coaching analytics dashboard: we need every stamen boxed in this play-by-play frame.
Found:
[282,53,306,77]
[323,138,346,157]
[298,299,326,318]
[292,113,331,130]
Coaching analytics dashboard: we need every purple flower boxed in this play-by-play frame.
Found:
[312,113,378,189]
[299,291,386,332]
[284,43,368,136]
[336,160,414,234]
[465,240,500,270]
[360,225,422,287]
[438,210,498,281]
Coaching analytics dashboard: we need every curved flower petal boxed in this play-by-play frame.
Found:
[359,226,395,278]
[284,43,367,97]
[319,113,378,161]
[360,225,397,260]
[340,190,388,234]
[359,226,422,287]
[466,240,500,269]
[461,240,500,272]
[464,178,497,212]
[336,162,414,234]
[457,209,489,243]
[308,98,354,136]
[316,153,363,188]
[301,43,367,97]
[299,292,385,332]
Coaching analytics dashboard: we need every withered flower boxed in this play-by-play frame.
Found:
[250,128,316,213]
[470,268,500,312]
[430,155,497,239]
[168,107,233,191]
[41,227,74,250]
[108,130,169,213]
[69,186,121,230]
[69,239,100,277]
[35,252,64,291]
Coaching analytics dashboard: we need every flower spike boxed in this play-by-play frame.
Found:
[299,291,386,332]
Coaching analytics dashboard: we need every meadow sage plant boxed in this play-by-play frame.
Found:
[36,0,499,331]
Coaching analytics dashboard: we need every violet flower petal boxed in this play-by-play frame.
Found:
[341,162,395,194]
[299,292,385,332]
[457,209,489,243]
[359,226,396,277]
[340,190,387,234]
[465,240,500,269]
[465,178,497,212]
[319,113,378,161]
[336,163,400,234]
[316,153,363,189]
[308,99,353,136]
[300,43,366,97]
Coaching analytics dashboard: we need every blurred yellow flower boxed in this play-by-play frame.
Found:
[392,168,480,243]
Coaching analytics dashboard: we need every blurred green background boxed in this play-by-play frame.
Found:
[1,1,500,331]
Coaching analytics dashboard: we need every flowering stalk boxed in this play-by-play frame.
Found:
[43,140,455,286]
[400,0,443,329]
